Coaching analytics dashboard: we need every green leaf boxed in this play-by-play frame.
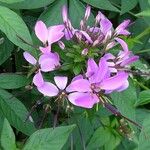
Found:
[138,115,150,150]
[69,0,94,28]
[87,127,111,150]
[104,132,121,150]
[0,74,30,89]
[111,79,137,121]
[82,0,120,12]
[39,0,67,26]
[0,89,36,135]
[73,64,82,75]
[0,109,4,134]
[121,0,137,14]
[23,125,76,150]
[0,36,14,65]
[138,0,150,25]
[0,0,24,4]
[135,90,150,106]
[1,118,16,150]
[0,0,55,9]
[136,10,150,16]
[0,6,36,56]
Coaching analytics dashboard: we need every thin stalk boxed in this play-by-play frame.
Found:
[135,48,150,54]
[134,27,150,41]
[53,103,60,128]
[133,79,149,90]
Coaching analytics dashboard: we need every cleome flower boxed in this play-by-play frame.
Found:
[61,5,131,55]
[33,70,68,97]
[35,21,65,53]
[66,57,128,108]
[23,51,60,72]
[103,38,139,74]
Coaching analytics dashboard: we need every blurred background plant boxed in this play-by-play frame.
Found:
[0,0,150,150]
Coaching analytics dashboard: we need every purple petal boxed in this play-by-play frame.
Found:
[84,5,91,20]
[72,75,83,82]
[64,28,73,40]
[80,31,93,43]
[86,58,98,78]
[103,53,115,60]
[117,50,131,60]
[115,38,128,52]
[62,5,68,23]
[68,92,99,108]
[54,76,68,90]
[115,19,130,35]
[120,55,139,66]
[100,17,112,35]
[100,72,128,90]
[35,21,48,43]
[48,25,64,44]
[98,57,109,81]
[37,82,59,97]
[95,11,101,23]
[33,71,44,87]
[81,48,88,56]
[39,53,60,72]
[66,79,91,93]
[23,52,37,65]
[116,80,129,92]
[90,57,108,83]
[118,30,130,36]
[89,27,101,33]
[106,42,116,50]
[39,46,51,54]
[58,41,65,50]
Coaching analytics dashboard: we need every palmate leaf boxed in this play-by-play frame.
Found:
[0,0,55,9]
[0,74,31,89]
[1,118,16,150]
[23,125,76,150]
[0,89,36,136]
[0,6,36,56]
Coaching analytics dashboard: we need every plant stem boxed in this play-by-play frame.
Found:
[135,48,150,54]
[53,104,60,128]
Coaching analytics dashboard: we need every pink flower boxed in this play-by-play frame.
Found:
[35,21,65,52]
[84,5,91,20]
[66,58,128,108]
[23,51,60,72]
[115,19,131,36]
[33,71,68,97]
[103,38,139,74]
[61,5,131,53]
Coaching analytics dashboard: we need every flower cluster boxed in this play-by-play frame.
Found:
[23,5,139,109]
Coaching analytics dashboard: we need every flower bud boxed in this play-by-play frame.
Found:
[81,48,88,56]
[84,5,91,21]
[58,41,65,50]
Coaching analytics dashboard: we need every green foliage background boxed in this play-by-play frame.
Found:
[0,0,150,149]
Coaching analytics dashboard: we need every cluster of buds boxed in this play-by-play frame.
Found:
[23,5,139,109]
[62,5,134,55]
